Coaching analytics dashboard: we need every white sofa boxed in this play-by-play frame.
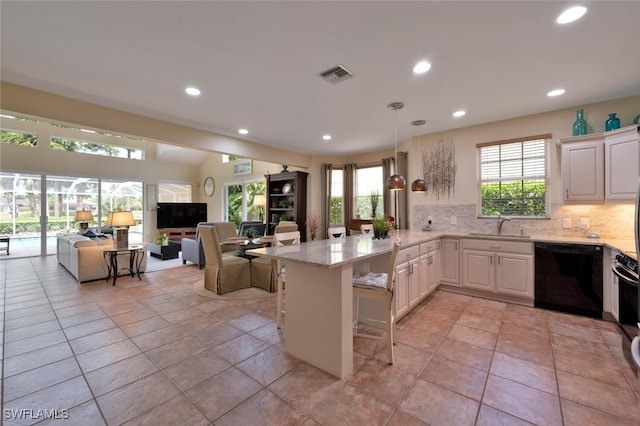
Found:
[57,233,147,282]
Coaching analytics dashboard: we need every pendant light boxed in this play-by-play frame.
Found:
[410,119,427,192]
[385,102,406,191]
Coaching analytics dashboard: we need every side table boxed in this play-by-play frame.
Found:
[103,245,144,286]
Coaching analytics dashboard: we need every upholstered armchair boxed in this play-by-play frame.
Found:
[182,222,238,269]
[199,225,251,295]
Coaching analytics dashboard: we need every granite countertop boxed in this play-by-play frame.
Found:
[248,230,637,266]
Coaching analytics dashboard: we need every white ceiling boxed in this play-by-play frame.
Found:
[1,1,639,157]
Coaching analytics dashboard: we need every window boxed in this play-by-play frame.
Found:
[355,166,383,219]
[51,136,144,159]
[224,180,266,227]
[330,169,344,225]
[0,129,37,146]
[477,135,550,217]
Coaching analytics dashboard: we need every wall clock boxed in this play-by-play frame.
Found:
[203,176,215,197]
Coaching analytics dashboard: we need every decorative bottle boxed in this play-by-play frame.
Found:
[572,109,588,136]
[605,113,620,131]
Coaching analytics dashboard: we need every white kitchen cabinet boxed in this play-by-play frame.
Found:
[561,125,639,204]
[605,126,640,201]
[395,245,420,319]
[441,238,460,285]
[561,135,604,202]
[420,240,441,298]
[461,239,534,298]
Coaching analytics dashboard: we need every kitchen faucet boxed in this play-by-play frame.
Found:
[497,214,511,235]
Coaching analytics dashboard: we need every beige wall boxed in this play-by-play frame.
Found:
[2,79,639,241]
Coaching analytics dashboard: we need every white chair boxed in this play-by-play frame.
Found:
[327,226,347,239]
[274,230,301,329]
[352,243,400,364]
[360,223,374,238]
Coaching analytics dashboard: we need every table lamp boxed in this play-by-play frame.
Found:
[254,194,266,222]
[110,210,135,249]
[75,210,93,232]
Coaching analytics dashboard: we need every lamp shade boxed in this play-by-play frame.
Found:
[75,210,93,222]
[386,174,406,191]
[253,194,266,206]
[411,178,427,192]
[110,210,135,227]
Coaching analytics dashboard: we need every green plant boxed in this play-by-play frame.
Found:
[372,218,393,233]
[278,199,290,208]
[154,233,169,245]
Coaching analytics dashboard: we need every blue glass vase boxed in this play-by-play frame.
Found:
[572,109,588,136]
[605,113,620,131]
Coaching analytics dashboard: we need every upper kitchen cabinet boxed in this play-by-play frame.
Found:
[605,126,640,201]
[561,125,639,203]
[561,135,604,202]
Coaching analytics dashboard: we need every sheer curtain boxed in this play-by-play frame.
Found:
[320,163,332,238]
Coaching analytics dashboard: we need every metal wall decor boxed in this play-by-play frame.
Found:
[421,138,457,199]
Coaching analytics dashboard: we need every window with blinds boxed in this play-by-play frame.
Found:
[477,134,550,217]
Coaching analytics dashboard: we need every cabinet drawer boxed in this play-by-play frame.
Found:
[462,239,533,255]
[420,240,439,255]
[398,246,420,263]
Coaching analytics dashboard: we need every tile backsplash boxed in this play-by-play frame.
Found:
[412,203,635,240]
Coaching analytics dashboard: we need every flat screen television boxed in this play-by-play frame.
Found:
[156,202,207,229]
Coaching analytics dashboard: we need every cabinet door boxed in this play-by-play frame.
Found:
[441,238,460,285]
[611,273,619,321]
[408,259,421,308]
[462,249,494,291]
[605,127,639,201]
[495,253,533,297]
[429,248,441,292]
[395,262,410,318]
[419,254,430,298]
[562,139,604,202]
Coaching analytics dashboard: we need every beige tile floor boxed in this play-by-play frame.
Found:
[1,256,639,425]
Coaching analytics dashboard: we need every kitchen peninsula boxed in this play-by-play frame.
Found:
[249,230,440,378]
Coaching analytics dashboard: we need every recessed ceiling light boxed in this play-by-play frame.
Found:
[413,60,432,74]
[547,89,566,97]
[557,6,587,24]
[185,87,201,96]
[322,134,332,141]
[453,110,466,118]
[238,128,249,135]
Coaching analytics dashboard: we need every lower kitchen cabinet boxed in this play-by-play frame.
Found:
[395,245,420,319]
[461,238,534,299]
[441,238,460,285]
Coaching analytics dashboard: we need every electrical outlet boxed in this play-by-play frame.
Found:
[580,217,590,230]
[563,218,572,228]
[450,216,457,225]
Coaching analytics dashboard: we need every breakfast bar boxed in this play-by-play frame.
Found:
[248,230,432,378]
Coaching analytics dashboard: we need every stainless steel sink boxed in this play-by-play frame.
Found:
[468,232,530,239]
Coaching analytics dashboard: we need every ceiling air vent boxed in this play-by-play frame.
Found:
[317,65,354,84]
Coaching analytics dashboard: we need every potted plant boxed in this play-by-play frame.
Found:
[154,233,169,246]
[372,216,393,239]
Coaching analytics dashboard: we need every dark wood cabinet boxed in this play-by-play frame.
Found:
[265,171,308,241]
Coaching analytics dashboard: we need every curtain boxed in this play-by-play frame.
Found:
[344,163,355,229]
[382,157,393,218]
[320,163,332,239]
[397,151,408,229]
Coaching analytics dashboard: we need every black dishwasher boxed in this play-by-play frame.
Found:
[534,243,603,318]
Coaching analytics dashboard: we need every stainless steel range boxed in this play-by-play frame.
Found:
[612,252,639,342]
